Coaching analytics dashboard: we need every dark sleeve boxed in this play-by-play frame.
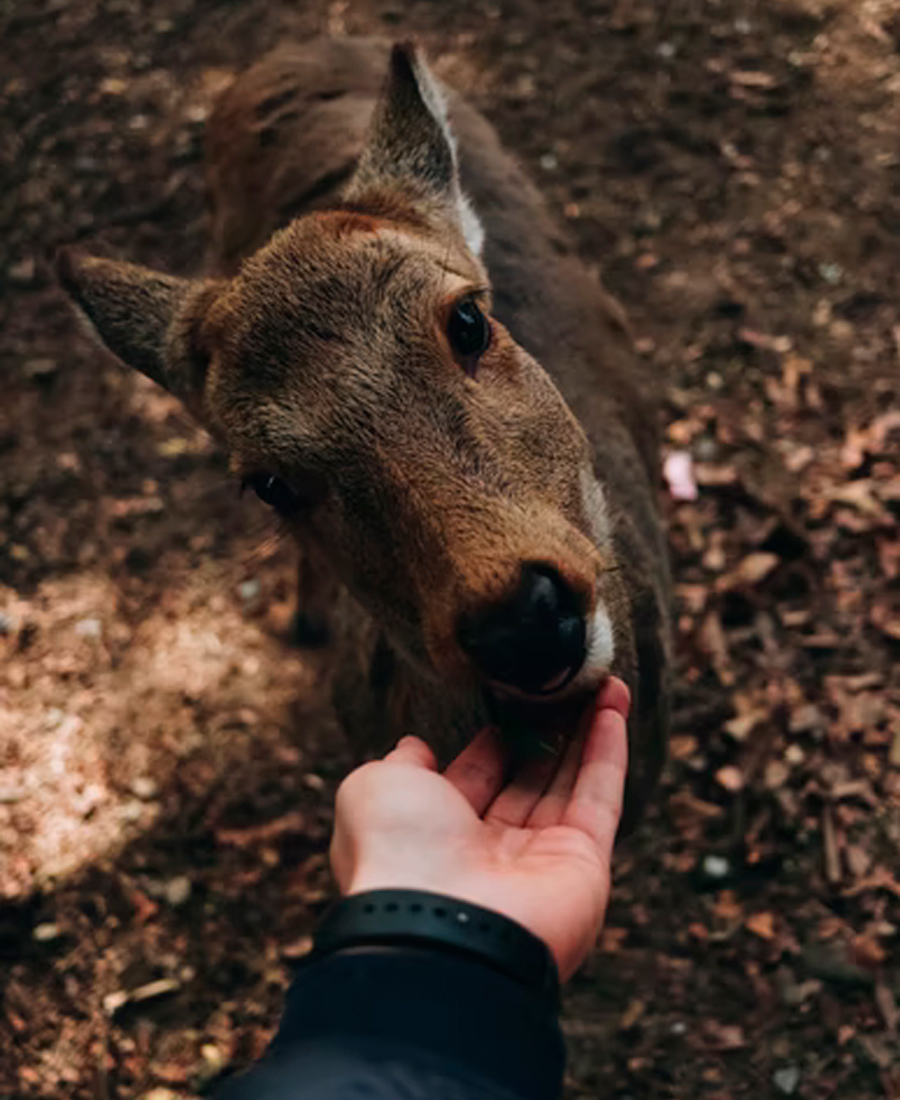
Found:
[218,943,566,1100]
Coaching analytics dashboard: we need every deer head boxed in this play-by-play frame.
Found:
[58,44,631,712]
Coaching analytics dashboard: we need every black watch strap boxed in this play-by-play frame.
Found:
[312,889,559,1005]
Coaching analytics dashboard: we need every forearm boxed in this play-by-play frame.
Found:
[218,892,566,1100]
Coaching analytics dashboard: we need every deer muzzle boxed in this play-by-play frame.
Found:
[458,563,594,697]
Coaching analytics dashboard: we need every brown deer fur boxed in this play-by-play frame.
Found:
[58,38,671,827]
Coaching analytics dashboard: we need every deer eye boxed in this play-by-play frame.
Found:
[244,470,329,515]
[243,473,302,515]
[447,298,491,374]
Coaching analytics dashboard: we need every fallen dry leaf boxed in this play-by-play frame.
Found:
[699,611,734,685]
[668,790,726,825]
[712,891,743,923]
[723,712,764,742]
[844,844,872,880]
[280,935,314,960]
[843,868,900,900]
[870,603,900,642]
[216,811,307,848]
[703,1020,746,1050]
[850,933,888,969]
[822,805,843,886]
[717,552,780,592]
[694,462,740,488]
[619,998,646,1030]
[745,911,777,941]
[729,70,777,89]
[874,978,898,1034]
[670,735,700,760]
[598,926,629,953]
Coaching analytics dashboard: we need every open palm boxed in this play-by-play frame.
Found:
[330,679,629,980]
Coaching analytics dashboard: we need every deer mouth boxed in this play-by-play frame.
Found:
[486,661,581,701]
[471,601,618,756]
[483,674,604,761]
[532,664,581,694]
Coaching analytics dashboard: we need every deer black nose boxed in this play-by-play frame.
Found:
[459,565,587,695]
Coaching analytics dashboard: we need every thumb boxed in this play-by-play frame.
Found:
[383,735,438,771]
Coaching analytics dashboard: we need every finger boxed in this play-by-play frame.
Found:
[596,675,631,720]
[525,728,585,829]
[521,677,630,830]
[484,746,560,828]
[383,735,438,771]
[443,726,506,815]
[561,696,629,851]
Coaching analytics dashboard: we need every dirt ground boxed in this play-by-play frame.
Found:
[2,0,900,1096]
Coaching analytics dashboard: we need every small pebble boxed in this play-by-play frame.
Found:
[33,922,61,942]
[539,152,558,171]
[819,262,843,286]
[694,438,718,463]
[702,854,731,880]
[99,77,128,95]
[132,776,158,800]
[74,618,102,639]
[201,1044,227,1071]
[45,707,65,729]
[239,578,261,601]
[764,760,790,790]
[8,257,36,285]
[185,102,209,124]
[164,876,192,906]
[120,799,145,823]
[0,612,12,635]
[773,1066,801,1095]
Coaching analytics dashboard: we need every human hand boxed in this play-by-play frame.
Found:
[329,678,629,980]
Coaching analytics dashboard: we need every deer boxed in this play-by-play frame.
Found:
[58,37,672,828]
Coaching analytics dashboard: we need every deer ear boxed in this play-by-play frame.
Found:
[56,249,219,411]
[345,42,484,255]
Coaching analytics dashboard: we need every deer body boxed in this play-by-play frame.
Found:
[60,38,671,825]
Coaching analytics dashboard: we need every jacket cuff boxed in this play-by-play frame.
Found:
[273,941,565,1100]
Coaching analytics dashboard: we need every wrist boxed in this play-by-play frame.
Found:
[313,889,560,1004]
[343,852,462,899]
[345,867,449,897]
